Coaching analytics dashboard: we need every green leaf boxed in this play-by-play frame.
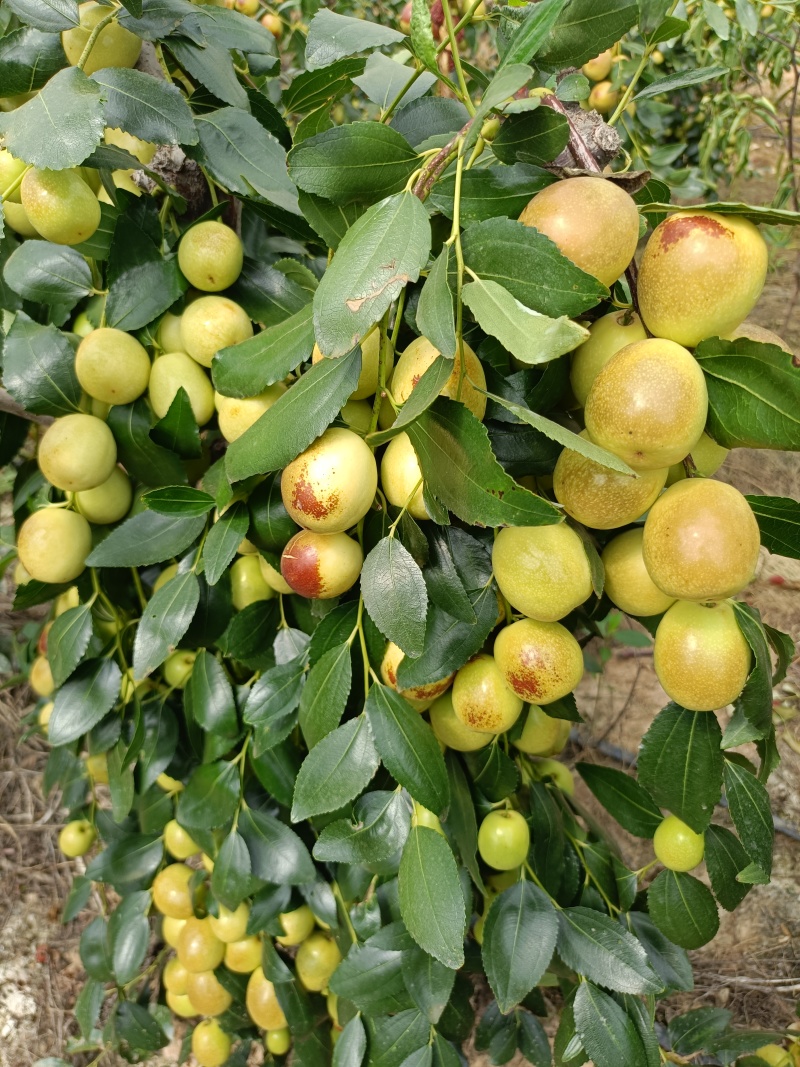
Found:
[298,642,352,749]
[445,752,482,888]
[297,190,366,250]
[401,946,456,1024]
[5,0,78,31]
[537,0,639,68]
[640,199,800,227]
[166,36,248,109]
[399,826,465,969]
[283,57,366,115]
[625,911,693,993]
[48,659,122,746]
[47,603,93,688]
[188,650,238,737]
[430,163,556,224]
[109,891,151,985]
[647,870,720,949]
[150,387,201,459]
[114,1002,167,1053]
[704,825,752,911]
[314,790,410,864]
[491,109,570,166]
[694,338,800,450]
[367,1011,430,1067]
[390,97,469,149]
[405,398,562,527]
[239,806,315,885]
[416,247,457,360]
[289,123,418,205]
[0,67,104,169]
[745,494,800,559]
[482,882,558,1013]
[177,760,240,830]
[460,218,607,317]
[243,657,306,729]
[365,684,450,816]
[354,52,436,109]
[556,908,663,994]
[369,355,455,446]
[632,65,729,100]
[462,277,589,365]
[330,929,413,1015]
[74,978,104,1039]
[305,8,405,70]
[576,764,663,838]
[422,529,476,625]
[723,759,773,879]
[143,487,215,517]
[638,704,723,834]
[228,256,310,327]
[333,1015,368,1067]
[362,537,428,659]
[85,833,163,893]
[313,191,431,358]
[193,107,299,215]
[730,602,774,738]
[2,314,81,416]
[500,0,569,67]
[3,240,91,304]
[462,64,533,155]
[90,68,197,146]
[211,831,256,911]
[212,304,315,400]
[217,599,279,670]
[574,982,647,1067]
[105,213,187,332]
[181,4,278,54]
[108,401,187,488]
[203,502,249,585]
[86,512,205,568]
[667,1007,732,1056]
[225,346,361,482]
[291,715,381,822]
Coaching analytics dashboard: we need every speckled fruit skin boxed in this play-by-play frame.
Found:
[185,970,233,1016]
[3,200,39,238]
[553,432,668,530]
[478,810,530,870]
[643,479,760,601]
[392,335,487,420]
[281,427,377,533]
[149,352,215,425]
[62,2,142,74]
[518,177,638,287]
[180,296,253,368]
[280,530,363,599]
[381,432,428,520]
[38,413,117,492]
[637,211,768,346]
[74,467,132,525]
[75,327,151,405]
[247,968,288,1030]
[380,641,454,710]
[429,691,490,751]
[312,328,392,400]
[452,653,524,734]
[178,916,225,973]
[653,815,705,872]
[584,338,708,470]
[178,221,243,292]
[570,310,647,407]
[492,524,593,622]
[494,619,584,705]
[215,383,286,442]
[513,705,571,756]
[723,320,794,353]
[666,432,729,485]
[21,167,101,246]
[601,528,676,617]
[654,600,751,711]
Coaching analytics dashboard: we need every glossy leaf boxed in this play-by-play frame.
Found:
[576,764,663,838]
[291,715,381,821]
[298,642,352,748]
[704,824,752,911]
[745,495,800,559]
[723,759,773,879]
[48,659,122,747]
[177,761,240,830]
[47,604,93,688]
[239,806,315,885]
[86,512,205,568]
[108,401,188,488]
[213,303,315,399]
[557,908,663,994]
[362,536,428,658]
[305,8,405,69]
[399,826,466,969]
[4,241,92,304]
[482,882,558,1012]
[647,870,720,949]
[187,650,238,737]
[2,314,81,416]
[573,982,648,1067]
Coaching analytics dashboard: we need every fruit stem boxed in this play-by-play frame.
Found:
[331,880,359,944]
[154,43,174,83]
[130,568,147,612]
[77,7,120,71]
[446,142,468,404]
[0,164,31,203]
[442,0,475,115]
[368,309,392,436]
[608,0,681,127]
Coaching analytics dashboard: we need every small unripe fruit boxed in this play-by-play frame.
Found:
[75,328,151,405]
[163,650,197,689]
[266,1028,291,1056]
[478,810,530,870]
[3,200,39,238]
[162,916,187,948]
[192,1019,231,1067]
[224,936,262,973]
[178,916,225,973]
[166,989,196,1018]
[585,338,708,471]
[281,530,363,599]
[153,863,195,919]
[153,563,178,593]
[260,12,282,37]
[637,211,768,347]
[653,815,705,872]
[533,758,575,795]
[86,752,109,784]
[341,399,373,435]
[519,176,638,287]
[643,480,760,601]
[164,819,200,861]
[654,600,751,711]
[295,932,342,992]
[186,968,233,1016]
[666,432,729,485]
[246,967,288,1030]
[162,956,189,995]
[381,432,428,519]
[38,413,117,491]
[495,618,584,705]
[62,2,142,74]
[601,528,676,617]
[588,80,620,114]
[149,351,216,425]
[180,296,253,368]
[429,691,490,752]
[582,49,613,80]
[55,587,81,616]
[281,427,377,533]
[754,1046,792,1067]
[30,656,55,698]
[38,701,54,731]
[21,168,100,245]
[259,556,293,595]
[59,819,96,857]
[392,336,486,420]
[276,905,315,946]
[570,310,647,407]
[178,221,243,292]
[492,524,593,622]
[72,312,95,338]
[230,554,275,610]
[513,706,571,756]
[74,467,132,525]
[215,383,286,442]
[452,653,523,734]
[380,641,454,710]
[312,328,391,400]
[209,902,250,944]
[17,509,92,584]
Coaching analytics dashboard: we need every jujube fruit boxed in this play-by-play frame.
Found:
[513,706,571,756]
[162,917,187,948]
[653,815,705,872]
[191,1019,231,1067]
[381,432,428,520]
[152,863,195,919]
[74,467,132,525]
[643,479,760,601]
[30,655,54,698]
[3,200,39,238]
[478,810,530,870]
[104,127,156,164]
[178,220,244,292]
[62,2,142,74]
[281,427,377,533]
[654,600,751,711]
[312,327,392,400]
[600,528,676,617]
[494,618,584,705]
[391,335,487,421]
[209,902,249,943]
[185,969,233,1016]
[156,311,184,352]
[148,351,215,425]
[280,530,363,599]
[492,524,593,622]
[259,556,293,595]
[215,383,286,442]
[428,691,490,752]
[17,508,92,584]
[85,752,109,784]
[637,210,768,346]
[266,1029,291,1056]
[58,819,96,858]
[164,819,199,861]
[163,650,197,688]
[75,328,151,405]
[21,168,100,246]
[582,49,613,80]
[584,338,708,470]
[0,148,26,201]
[230,554,275,610]
[38,413,117,491]
[381,641,454,710]
[180,295,253,368]
[533,758,575,795]
[165,990,196,1018]
[666,432,729,485]
[588,80,620,115]
[341,399,373,435]
[177,915,225,972]
[754,1046,792,1067]
[519,176,638,287]
[451,653,523,734]
[295,932,342,992]
[246,967,288,1030]
[570,310,647,407]
[224,936,262,973]
[723,321,793,353]
[276,905,315,946]
[162,957,189,995]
